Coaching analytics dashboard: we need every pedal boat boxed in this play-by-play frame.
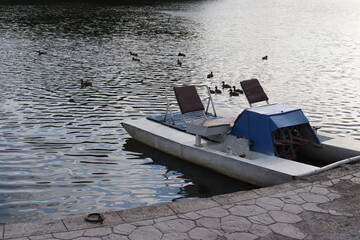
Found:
[121,84,360,187]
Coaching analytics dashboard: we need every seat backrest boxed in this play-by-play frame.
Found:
[173,85,205,114]
[240,78,269,107]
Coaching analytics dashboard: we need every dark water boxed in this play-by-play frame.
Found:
[1,0,359,224]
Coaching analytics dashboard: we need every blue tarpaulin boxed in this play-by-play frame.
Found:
[230,104,318,155]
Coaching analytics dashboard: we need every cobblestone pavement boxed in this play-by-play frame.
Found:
[1,163,360,240]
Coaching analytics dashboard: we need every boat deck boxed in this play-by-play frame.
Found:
[147,111,220,132]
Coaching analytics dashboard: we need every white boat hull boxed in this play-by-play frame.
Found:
[122,118,360,186]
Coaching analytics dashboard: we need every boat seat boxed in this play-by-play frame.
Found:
[240,78,269,107]
[186,117,236,146]
[173,85,208,125]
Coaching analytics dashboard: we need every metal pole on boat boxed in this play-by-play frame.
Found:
[195,134,202,147]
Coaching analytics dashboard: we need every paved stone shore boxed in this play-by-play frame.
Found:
[1,163,360,240]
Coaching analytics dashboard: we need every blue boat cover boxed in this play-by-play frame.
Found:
[230,104,318,155]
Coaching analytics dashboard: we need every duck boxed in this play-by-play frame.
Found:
[132,57,140,62]
[130,51,138,57]
[222,81,231,89]
[233,86,244,94]
[178,52,186,57]
[207,71,214,78]
[177,59,182,66]
[36,50,47,55]
[262,55,268,60]
[229,88,239,96]
[81,79,92,88]
[214,86,222,94]
[209,88,215,94]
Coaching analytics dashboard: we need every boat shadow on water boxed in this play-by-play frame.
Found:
[122,138,257,201]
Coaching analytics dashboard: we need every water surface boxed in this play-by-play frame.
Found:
[0,0,359,223]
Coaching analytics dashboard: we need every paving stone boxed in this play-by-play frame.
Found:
[328,210,345,216]
[208,228,224,237]
[320,181,334,186]
[53,230,85,239]
[326,192,342,201]
[269,223,305,239]
[154,219,195,233]
[62,212,123,231]
[4,219,67,239]
[212,190,259,205]
[249,223,272,237]
[310,186,330,195]
[154,215,178,223]
[354,172,360,177]
[281,194,306,205]
[236,199,256,205]
[102,233,128,240]
[248,213,275,225]
[118,204,174,223]
[340,175,352,180]
[268,210,302,223]
[351,177,360,184]
[328,210,353,217]
[256,197,284,210]
[221,203,235,210]
[167,198,219,214]
[221,215,251,232]
[73,237,101,240]
[188,227,218,240]
[299,192,329,203]
[282,203,303,214]
[128,226,162,240]
[293,186,311,193]
[224,232,258,240]
[113,223,136,235]
[131,219,154,226]
[331,179,340,185]
[301,203,328,213]
[196,217,221,230]
[83,227,112,237]
[196,207,229,218]
[161,232,188,240]
[29,234,53,240]
[270,190,298,198]
[253,186,280,196]
[291,181,313,189]
[228,204,267,217]
[5,238,29,240]
[178,212,202,220]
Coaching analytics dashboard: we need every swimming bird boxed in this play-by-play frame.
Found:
[209,88,215,94]
[178,52,186,57]
[233,86,244,94]
[262,55,268,60]
[214,86,222,94]
[130,51,138,57]
[229,88,239,96]
[36,50,47,55]
[132,57,140,62]
[81,79,92,88]
[222,81,231,89]
[177,59,182,66]
[207,71,214,78]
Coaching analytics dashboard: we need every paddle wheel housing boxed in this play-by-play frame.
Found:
[230,104,320,159]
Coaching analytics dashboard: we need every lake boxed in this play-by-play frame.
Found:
[0,0,359,224]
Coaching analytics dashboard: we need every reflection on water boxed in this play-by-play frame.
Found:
[1,0,360,223]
